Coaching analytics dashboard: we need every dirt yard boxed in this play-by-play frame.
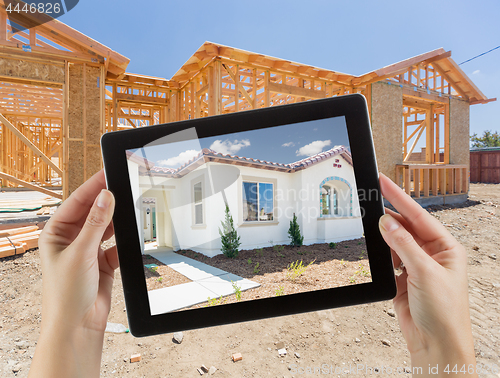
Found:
[145,239,370,309]
[1,183,499,377]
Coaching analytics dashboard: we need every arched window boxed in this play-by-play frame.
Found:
[321,185,338,215]
[319,177,352,217]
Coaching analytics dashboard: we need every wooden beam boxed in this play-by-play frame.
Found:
[444,102,450,164]
[404,122,426,162]
[115,92,167,105]
[432,64,469,100]
[403,98,432,110]
[252,68,257,109]
[0,112,62,175]
[0,11,6,41]
[414,169,420,198]
[425,105,434,163]
[0,171,62,199]
[353,48,447,86]
[234,65,239,112]
[29,28,36,46]
[264,71,270,107]
[423,168,430,197]
[404,168,411,195]
[402,86,448,104]
[208,65,215,116]
[268,82,325,99]
[432,168,438,196]
[404,120,425,144]
[422,50,452,65]
[222,63,254,109]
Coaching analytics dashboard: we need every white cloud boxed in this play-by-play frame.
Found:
[282,142,295,147]
[296,140,331,157]
[209,139,250,155]
[313,128,318,131]
[472,70,480,75]
[157,149,200,167]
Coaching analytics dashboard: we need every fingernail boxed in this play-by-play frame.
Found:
[96,190,112,209]
[380,214,400,232]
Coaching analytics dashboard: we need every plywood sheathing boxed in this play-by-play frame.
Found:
[370,82,403,182]
[68,64,83,139]
[0,57,64,84]
[449,97,470,167]
[85,66,101,145]
[67,63,103,195]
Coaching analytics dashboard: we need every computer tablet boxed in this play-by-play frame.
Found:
[101,94,396,337]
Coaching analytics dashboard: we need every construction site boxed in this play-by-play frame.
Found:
[0,3,499,377]
[0,4,496,205]
[0,4,496,259]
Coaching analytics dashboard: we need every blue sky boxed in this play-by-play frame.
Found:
[59,0,499,139]
[135,117,349,168]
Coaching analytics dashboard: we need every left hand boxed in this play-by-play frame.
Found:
[29,169,118,378]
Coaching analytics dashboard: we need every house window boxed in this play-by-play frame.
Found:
[242,181,274,222]
[321,185,338,215]
[193,182,203,224]
[319,177,352,217]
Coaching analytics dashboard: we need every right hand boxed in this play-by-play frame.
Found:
[378,173,476,375]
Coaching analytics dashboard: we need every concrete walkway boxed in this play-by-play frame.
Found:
[147,248,260,315]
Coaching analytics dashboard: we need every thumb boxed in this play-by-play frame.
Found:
[74,189,115,253]
[379,214,434,277]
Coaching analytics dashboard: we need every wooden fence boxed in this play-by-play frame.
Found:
[470,150,500,183]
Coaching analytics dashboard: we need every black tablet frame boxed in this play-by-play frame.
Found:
[101,94,397,337]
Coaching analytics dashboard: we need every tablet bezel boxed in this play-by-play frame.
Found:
[101,94,396,337]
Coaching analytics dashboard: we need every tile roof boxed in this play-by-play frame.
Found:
[141,145,352,176]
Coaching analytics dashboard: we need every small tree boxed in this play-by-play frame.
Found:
[288,213,304,247]
[219,205,241,258]
[470,130,500,148]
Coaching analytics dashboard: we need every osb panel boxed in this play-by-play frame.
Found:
[68,140,84,194]
[69,64,83,139]
[85,65,102,145]
[86,145,102,179]
[449,97,470,166]
[370,82,403,182]
[0,57,64,83]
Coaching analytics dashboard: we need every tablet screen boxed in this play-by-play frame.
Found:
[126,115,371,316]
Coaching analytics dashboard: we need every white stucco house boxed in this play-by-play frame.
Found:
[127,145,363,257]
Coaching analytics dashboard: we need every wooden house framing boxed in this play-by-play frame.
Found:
[0,6,495,204]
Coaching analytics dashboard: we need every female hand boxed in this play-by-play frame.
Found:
[29,170,117,378]
[378,173,476,376]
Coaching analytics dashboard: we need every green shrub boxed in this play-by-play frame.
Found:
[328,242,337,249]
[219,205,241,258]
[288,213,304,247]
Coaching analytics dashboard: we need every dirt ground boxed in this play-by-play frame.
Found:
[145,240,370,310]
[1,183,499,377]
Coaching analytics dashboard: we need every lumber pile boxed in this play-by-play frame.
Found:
[0,225,41,258]
[36,207,52,215]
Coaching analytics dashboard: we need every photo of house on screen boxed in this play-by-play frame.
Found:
[127,145,363,257]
